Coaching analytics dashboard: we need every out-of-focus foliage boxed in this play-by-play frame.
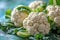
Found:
[5,9,12,19]
[48,0,60,5]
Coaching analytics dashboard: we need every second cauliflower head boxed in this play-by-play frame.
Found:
[46,5,60,26]
[11,5,31,27]
[23,12,50,35]
[29,1,46,11]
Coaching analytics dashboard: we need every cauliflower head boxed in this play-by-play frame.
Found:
[29,1,46,11]
[11,5,31,27]
[46,5,60,26]
[23,12,50,35]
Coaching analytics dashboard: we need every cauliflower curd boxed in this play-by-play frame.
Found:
[23,12,50,35]
[29,1,45,10]
[11,5,31,27]
[46,5,60,26]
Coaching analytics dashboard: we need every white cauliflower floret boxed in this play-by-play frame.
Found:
[23,12,50,35]
[54,16,60,26]
[46,5,56,11]
[48,11,58,19]
[47,5,60,26]
[11,5,30,27]
[46,5,60,12]
[29,1,45,10]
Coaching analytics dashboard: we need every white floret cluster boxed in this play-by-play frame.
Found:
[11,5,28,27]
[46,5,60,26]
[23,12,50,35]
[29,1,45,10]
[11,1,51,35]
